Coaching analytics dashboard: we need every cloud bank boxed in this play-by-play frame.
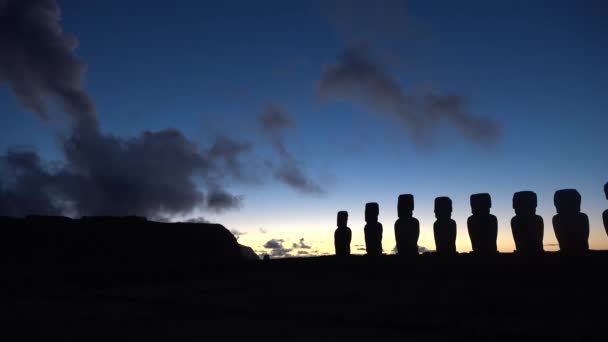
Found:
[319,47,501,146]
[0,0,249,218]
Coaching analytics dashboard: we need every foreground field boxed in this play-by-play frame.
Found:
[4,252,608,341]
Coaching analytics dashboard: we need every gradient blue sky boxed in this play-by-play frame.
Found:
[1,0,607,255]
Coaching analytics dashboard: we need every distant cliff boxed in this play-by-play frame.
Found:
[0,216,247,268]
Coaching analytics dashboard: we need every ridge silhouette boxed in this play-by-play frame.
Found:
[604,182,608,237]
[394,194,420,256]
[553,189,589,253]
[467,193,498,255]
[364,202,383,256]
[0,216,244,267]
[511,191,544,254]
[334,211,352,256]
[433,197,457,255]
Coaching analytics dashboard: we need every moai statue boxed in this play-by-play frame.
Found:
[364,202,383,256]
[603,182,608,237]
[433,197,457,255]
[394,194,420,256]
[467,193,498,255]
[552,189,589,253]
[334,211,352,256]
[511,191,544,254]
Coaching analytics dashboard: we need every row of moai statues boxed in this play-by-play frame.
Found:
[335,184,608,256]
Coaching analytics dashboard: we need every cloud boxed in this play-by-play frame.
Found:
[318,47,501,147]
[0,150,62,216]
[230,229,247,241]
[258,103,324,194]
[263,239,285,249]
[259,227,268,234]
[0,0,97,131]
[292,238,312,249]
[262,238,292,258]
[0,132,250,218]
[418,246,433,253]
[391,245,434,254]
[0,0,253,219]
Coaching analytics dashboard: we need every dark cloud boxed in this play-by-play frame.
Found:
[0,132,249,218]
[319,46,501,146]
[418,246,433,253]
[207,136,252,180]
[275,162,324,194]
[206,188,243,212]
[357,247,367,251]
[0,1,252,219]
[0,0,97,131]
[292,238,312,249]
[0,150,62,216]
[391,245,434,254]
[262,238,292,258]
[258,103,324,194]
[263,239,284,249]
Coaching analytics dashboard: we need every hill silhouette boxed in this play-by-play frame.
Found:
[0,216,245,269]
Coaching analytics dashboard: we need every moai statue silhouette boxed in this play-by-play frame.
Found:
[394,194,420,256]
[603,182,608,237]
[467,193,498,255]
[511,191,544,254]
[433,197,457,255]
[334,211,352,256]
[364,202,383,256]
[553,189,589,253]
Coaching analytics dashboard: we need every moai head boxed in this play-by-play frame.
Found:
[365,202,379,223]
[604,182,608,200]
[434,197,452,220]
[513,191,537,216]
[337,211,348,228]
[470,193,492,216]
[554,189,581,215]
[398,194,414,218]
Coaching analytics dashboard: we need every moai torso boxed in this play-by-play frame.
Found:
[364,202,383,256]
[433,219,457,254]
[553,189,589,253]
[467,193,498,255]
[604,210,608,237]
[511,215,544,253]
[334,227,352,256]
[433,197,457,255]
[394,194,419,256]
[511,191,544,254]
[603,183,608,237]
[334,211,352,256]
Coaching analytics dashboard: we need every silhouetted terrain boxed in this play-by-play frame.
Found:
[0,216,244,269]
[4,251,608,340]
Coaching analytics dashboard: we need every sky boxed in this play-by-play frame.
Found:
[1,0,607,257]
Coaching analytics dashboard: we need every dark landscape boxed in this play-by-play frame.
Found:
[2,216,607,341]
[2,1,607,340]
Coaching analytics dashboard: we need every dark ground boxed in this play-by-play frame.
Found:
[3,252,608,341]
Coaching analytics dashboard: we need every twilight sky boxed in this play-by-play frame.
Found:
[1,0,607,256]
